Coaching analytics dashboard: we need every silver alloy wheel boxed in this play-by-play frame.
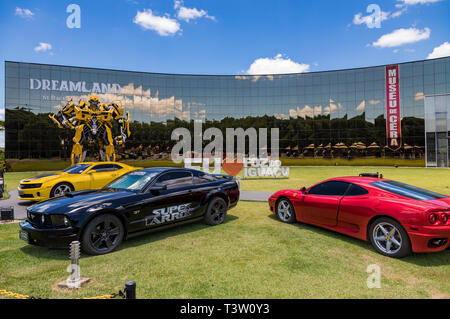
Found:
[372,222,402,255]
[277,199,292,222]
[53,184,72,197]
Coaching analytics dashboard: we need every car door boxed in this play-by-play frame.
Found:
[301,181,350,226]
[191,171,219,215]
[86,164,121,188]
[67,164,93,190]
[337,183,371,233]
[141,171,203,228]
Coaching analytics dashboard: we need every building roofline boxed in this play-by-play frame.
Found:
[4,56,449,77]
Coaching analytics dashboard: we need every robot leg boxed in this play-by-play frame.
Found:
[71,125,85,165]
[104,126,116,162]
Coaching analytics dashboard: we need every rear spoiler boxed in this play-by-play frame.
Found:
[359,172,383,178]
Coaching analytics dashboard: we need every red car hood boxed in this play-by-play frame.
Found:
[425,196,450,210]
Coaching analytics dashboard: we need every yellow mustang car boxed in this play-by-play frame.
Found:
[18,162,139,202]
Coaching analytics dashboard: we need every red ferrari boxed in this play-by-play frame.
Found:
[268,173,450,258]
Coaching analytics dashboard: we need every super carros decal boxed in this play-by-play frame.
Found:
[145,203,194,226]
[385,65,401,151]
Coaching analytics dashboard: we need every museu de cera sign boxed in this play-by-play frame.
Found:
[385,65,402,151]
[29,78,121,94]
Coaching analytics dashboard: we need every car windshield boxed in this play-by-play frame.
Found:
[63,164,91,174]
[371,180,447,201]
[105,171,159,191]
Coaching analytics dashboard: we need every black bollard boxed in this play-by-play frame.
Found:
[125,281,136,299]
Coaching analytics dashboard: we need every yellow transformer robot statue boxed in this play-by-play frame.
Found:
[49,95,130,164]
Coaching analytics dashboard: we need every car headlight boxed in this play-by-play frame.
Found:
[49,215,71,227]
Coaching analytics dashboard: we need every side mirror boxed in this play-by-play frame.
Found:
[150,183,167,193]
[300,187,307,193]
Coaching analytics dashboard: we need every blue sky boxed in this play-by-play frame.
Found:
[1,0,448,147]
[0,0,449,76]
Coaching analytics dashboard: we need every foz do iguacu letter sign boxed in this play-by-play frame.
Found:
[186,157,289,178]
[243,158,289,178]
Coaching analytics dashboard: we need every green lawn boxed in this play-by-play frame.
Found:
[5,157,424,172]
[239,166,450,195]
[0,167,449,299]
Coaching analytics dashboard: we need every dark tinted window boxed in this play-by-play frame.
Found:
[91,164,117,172]
[157,171,193,189]
[192,171,218,184]
[371,180,446,200]
[63,164,91,174]
[106,171,159,191]
[308,181,350,196]
[345,184,369,196]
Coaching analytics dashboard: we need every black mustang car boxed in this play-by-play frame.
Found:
[19,168,240,255]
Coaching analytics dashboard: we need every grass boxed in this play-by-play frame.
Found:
[0,201,448,299]
[281,158,425,167]
[6,159,183,172]
[6,157,424,172]
[239,166,450,195]
[0,167,449,299]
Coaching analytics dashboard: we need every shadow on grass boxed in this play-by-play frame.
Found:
[118,214,239,252]
[267,214,450,266]
[19,245,69,260]
[19,214,239,259]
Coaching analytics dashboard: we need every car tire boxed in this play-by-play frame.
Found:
[204,197,228,226]
[50,182,74,198]
[368,217,411,258]
[276,198,296,223]
[81,214,124,255]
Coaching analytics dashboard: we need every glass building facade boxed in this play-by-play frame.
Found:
[4,57,450,166]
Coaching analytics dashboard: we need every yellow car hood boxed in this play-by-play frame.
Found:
[20,172,68,184]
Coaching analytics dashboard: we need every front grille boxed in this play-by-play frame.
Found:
[19,194,34,198]
[20,184,41,189]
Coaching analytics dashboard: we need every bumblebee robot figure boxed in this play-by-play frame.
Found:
[49,95,130,164]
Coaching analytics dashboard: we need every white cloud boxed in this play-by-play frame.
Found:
[397,0,441,6]
[325,100,342,115]
[34,42,52,52]
[15,7,34,18]
[427,42,450,59]
[352,6,408,28]
[247,54,310,75]
[372,27,430,48]
[391,7,407,17]
[356,100,366,111]
[414,92,424,100]
[133,9,181,36]
[174,0,215,22]
[353,10,390,27]
[354,0,440,27]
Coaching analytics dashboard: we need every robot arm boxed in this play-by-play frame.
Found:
[119,111,130,142]
[108,102,130,144]
[49,100,76,129]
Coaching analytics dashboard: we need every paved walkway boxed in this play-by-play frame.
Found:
[0,190,33,220]
[240,191,274,202]
[0,189,272,220]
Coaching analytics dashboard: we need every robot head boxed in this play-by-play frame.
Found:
[88,95,100,110]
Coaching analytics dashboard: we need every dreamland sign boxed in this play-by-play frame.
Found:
[29,78,121,94]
